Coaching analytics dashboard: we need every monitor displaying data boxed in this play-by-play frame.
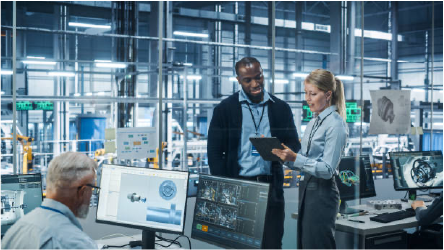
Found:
[1,174,43,235]
[390,151,443,191]
[96,165,189,233]
[336,155,376,201]
[191,175,270,249]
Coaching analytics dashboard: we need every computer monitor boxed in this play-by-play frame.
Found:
[1,174,43,236]
[191,175,270,249]
[389,151,443,199]
[96,164,189,248]
[335,155,376,214]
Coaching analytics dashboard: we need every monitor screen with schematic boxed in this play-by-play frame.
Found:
[96,164,189,248]
[1,174,43,236]
[389,151,443,199]
[335,155,376,214]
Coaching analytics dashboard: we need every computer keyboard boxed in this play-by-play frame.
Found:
[370,208,416,223]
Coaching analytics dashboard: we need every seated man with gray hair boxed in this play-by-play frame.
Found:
[2,152,99,249]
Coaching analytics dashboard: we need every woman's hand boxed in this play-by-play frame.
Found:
[271,143,297,162]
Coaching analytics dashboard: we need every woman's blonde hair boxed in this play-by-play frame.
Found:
[305,69,346,121]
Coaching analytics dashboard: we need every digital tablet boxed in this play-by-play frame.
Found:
[249,137,285,162]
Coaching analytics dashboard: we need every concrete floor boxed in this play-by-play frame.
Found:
[80,176,424,249]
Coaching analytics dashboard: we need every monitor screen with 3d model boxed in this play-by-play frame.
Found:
[390,151,443,191]
[96,164,189,234]
[191,175,270,249]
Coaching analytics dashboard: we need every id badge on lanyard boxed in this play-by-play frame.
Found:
[252,144,260,156]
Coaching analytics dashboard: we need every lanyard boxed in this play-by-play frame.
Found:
[246,102,266,135]
[40,205,66,217]
[305,112,333,155]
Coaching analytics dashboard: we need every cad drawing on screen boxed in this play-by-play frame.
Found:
[339,170,360,187]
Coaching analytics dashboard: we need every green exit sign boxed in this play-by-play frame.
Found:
[16,101,33,111]
[345,102,361,123]
[34,101,53,111]
[16,101,53,111]
[302,101,362,123]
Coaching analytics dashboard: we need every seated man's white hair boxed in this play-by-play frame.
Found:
[46,152,97,192]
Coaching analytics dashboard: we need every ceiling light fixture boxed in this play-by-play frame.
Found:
[271,79,289,84]
[68,22,111,29]
[95,62,127,68]
[293,73,309,78]
[173,31,209,38]
[22,60,57,65]
[336,75,354,81]
[1,70,13,75]
[48,72,75,77]
[26,56,45,59]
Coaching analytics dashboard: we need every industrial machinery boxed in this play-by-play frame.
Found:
[1,135,34,174]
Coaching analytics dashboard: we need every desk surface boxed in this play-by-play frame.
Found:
[96,234,183,249]
[291,200,441,236]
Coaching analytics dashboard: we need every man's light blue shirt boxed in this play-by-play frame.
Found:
[238,89,274,176]
[286,105,348,179]
[1,198,98,249]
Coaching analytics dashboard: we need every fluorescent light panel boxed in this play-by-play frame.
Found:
[26,56,45,59]
[229,77,238,82]
[22,60,57,65]
[293,73,309,78]
[48,72,75,77]
[271,79,289,84]
[94,60,112,63]
[336,75,354,81]
[1,70,13,75]
[180,75,202,80]
[183,63,193,66]
[95,62,126,68]
[173,31,208,38]
[73,93,81,97]
[69,22,111,29]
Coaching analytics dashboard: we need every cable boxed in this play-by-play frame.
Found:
[155,235,182,248]
[154,235,192,249]
[99,233,135,240]
[101,243,130,249]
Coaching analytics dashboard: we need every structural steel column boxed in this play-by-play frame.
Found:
[245,2,252,57]
[12,1,18,173]
[390,1,399,89]
[294,1,303,131]
[330,2,344,74]
[116,2,138,128]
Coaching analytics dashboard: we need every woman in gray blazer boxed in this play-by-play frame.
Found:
[272,69,348,249]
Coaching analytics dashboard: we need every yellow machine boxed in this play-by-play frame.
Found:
[1,135,34,174]
[148,142,167,168]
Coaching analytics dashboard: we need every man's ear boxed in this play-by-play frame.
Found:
[77,186,85,199]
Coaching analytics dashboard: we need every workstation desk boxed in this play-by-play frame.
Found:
[96,234,184,249]
[291,199,441,249]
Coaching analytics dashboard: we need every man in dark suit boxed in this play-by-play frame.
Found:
[207,57,301,249]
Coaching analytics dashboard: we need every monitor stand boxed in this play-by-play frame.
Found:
[339,201,364,215]
[142,229,155,249]
[130,229,156,250]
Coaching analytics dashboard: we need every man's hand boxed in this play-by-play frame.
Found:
[411,200,426,210]
[271,143,297,162]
